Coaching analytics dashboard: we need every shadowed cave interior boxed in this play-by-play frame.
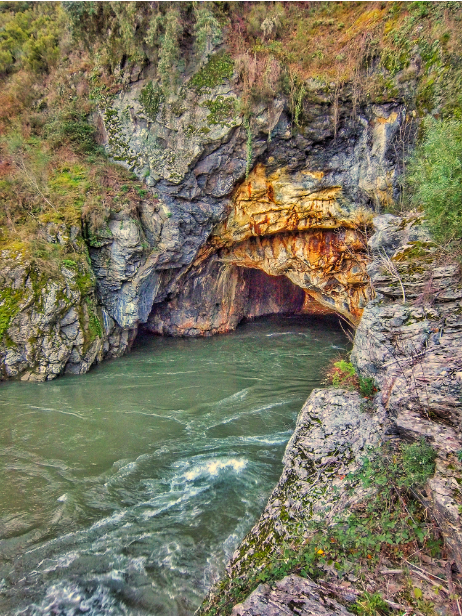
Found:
[142,264,337,338]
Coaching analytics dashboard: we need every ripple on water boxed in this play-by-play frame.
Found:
[0,316,348,616]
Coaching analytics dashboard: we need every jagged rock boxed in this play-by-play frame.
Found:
[200,214,461,614]
[231,575,351,616]
[351,214,462,569]
[90,68,405,332]
[0,237,131,382]
[146,255,307,337]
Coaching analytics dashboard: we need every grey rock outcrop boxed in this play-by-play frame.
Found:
[351,213,462,570]
[226,389,386,579]
[231,575,351,616]
[1,54,411,379]
[90,62,407,335]
[199,214,461,616]
[0,235,131,382]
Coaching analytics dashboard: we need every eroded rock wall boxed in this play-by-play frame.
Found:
[0,229,132,382]
[89,69,405,336]
[199,214,462,616]
[146,256,307,337]
[351,213,462,569]
[1,56,409,379]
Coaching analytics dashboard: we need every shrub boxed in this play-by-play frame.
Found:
[45,104,99,154]
[406,117,462,244]
[325,359,357,388]
[0,3,63,75]
[194,4,223,59]
[189,51,234,94]
[358,375,378,398]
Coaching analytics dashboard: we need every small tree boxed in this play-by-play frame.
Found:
[406,117,462,244]
[194,4,222,60]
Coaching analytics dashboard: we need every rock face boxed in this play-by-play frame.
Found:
[146,257,307,337]
[88,69,405,339]
[199,214,461,616]
[231,575,351,616]
[0,56,408,378]
[351,213,462,570]
[0,230,131,382]
[226,389,386,579]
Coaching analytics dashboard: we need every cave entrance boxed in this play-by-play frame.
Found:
[144,260,336,338]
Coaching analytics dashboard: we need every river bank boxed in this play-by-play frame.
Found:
[198,214,462,616]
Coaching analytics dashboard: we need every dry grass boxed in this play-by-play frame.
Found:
[227,2,461,117]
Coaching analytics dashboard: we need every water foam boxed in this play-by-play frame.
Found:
[183,458,247,481]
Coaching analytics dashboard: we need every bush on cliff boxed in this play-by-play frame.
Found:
[406,117,462,244]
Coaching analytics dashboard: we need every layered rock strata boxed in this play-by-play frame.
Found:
[231,575,351,616]
[352,213,462,570]
[89,70,404,337]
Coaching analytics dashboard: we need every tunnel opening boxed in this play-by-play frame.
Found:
[141,258,337,339]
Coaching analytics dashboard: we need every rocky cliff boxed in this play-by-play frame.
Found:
[1,60,407,380]
[199,214,462,616]
[91,80,399,337]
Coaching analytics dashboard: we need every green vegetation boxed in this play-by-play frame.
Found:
[0,2,62,75]
[0,287,25,340]
[138,82,164,122]
[329,359,356,387]
[202,96,236,127]
[199,440,439,616]
[325,360,378,399]
[189,51,234,94]
[193,3,223,60]
[406,117,462,244]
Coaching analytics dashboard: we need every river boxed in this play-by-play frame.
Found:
[0,315,347,615]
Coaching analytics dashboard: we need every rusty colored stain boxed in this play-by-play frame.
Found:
[267,183,275,203]
[247,182,252,199]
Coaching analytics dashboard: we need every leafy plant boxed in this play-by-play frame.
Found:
[0,3,63,75]
[45,104,99,154]
[406,117,462,244]
[189,51,234,94]
[156,7,182,91]
[194,4,223,59]
[326,359,357,388]
[358,375,378,398]
[352,591,390,616]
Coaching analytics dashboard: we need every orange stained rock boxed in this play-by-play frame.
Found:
[218,229,372,325]
[211,164,363,248]
[209,164,374,324]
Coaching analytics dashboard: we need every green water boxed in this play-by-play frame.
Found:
[0,315,347,615]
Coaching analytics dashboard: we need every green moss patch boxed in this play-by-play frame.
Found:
[0,288,26,340]
[202,96,236,127]
[189,52,234,94]
[139,82,165,121]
